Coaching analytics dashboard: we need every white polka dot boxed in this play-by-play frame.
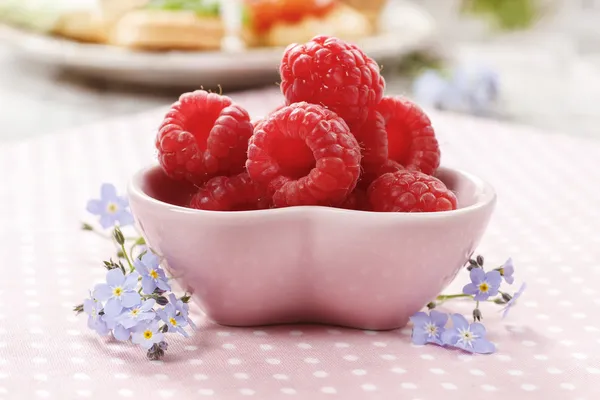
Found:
[194,374,209,381]
[184,345,198,351]
[228,358,242,365]
[217,331,232,337]
[67,329,81,336]
[470,369,485,376]
[327,329,342,335]
[76,390,92,397]
[334,342,349,348]
[380,354,397,360]
[584,326,600,332]
[343,355,359,361]
[321,387,337,394]
[392,368,406,374]
[260,344,273,351]
[239,389,255,396]
[27,301,40,308]
[198,389,214,396]
[70,343,83,350]
[572,353,588,360]
[253,330,267,336]
[573,312,587,319]
[534,354,549,360]
[73,373,90,380]
[189,359,203,365]
[273,374,289,380]
[281,388,297,395]
[558,300,573,307]
[114,373,129,379]
[420,354,435,360]
[289,330,303,336]
[29,328,44,335]
[401,383,417,389]
[234,373,249,380]
[34,374,48,381]
[361,384,377,391]
[118,389,134,397]
[523,301,538,307]
[441,383,457,390]
[266,358,281,365]
[154,374,169,381]
[508,370,524,376]
[221,343,236,350]
[587,367,600,374]
[36,390,50,398]
[304,357,319,364]
[352,369,367,376]
[481,385,497,392]
[372,341,387,347]
[111,358,125,365]
[522,340,537,347]
[548,326,564,333]
[297,343,312,349]
[495,354,511,361]
[560,383,576,390]
[430,368,445,375]
[33,357,47,364]
[547,289,561,296]
[547,368,562,374]
[313,371,329,378]
[521,384,537,391]
[560,340,575,347]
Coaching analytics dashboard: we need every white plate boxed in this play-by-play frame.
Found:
[0,1,435,88]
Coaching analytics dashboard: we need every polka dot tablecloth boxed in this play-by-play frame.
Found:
[1,88,600,400]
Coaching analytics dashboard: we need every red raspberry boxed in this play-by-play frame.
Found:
[376,96,440,176]
[359,159,404,189]
[189,173,270,211]
[368,170,457,213]
[280,35,385,127]
[156,90,253,185]
[246,102,361,207]
[350,110,388,172]
[339,188,369,211]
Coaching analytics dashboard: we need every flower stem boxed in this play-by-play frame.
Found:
[120,242,135,273]
[436,293,473,301]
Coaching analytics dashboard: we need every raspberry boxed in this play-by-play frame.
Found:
[376,96,440,175]
[156,90,253,185]
[339,188,369,211]
[368,170,457,213]
[189,173,270,211]
[246,102,361,207]
[350,109,388,171]
[280,35,385,127]
[359,159,404,189]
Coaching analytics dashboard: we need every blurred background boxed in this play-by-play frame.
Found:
[1,0,600,141]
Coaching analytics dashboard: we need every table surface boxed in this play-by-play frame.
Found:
[1,87,599,399]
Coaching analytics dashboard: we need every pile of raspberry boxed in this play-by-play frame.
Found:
[156,35,457,213]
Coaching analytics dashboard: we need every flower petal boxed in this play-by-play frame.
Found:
[470,322,487,338]
[93,284,113,301]
[473,292,490,302]
[505,275,515,285]
[121,291,141,308]
[141,277,156,295]
[99,214,116,229]
[441,329,458,346]
[156,278,171,292]
[116,210,134,227]
[486,270,502,286]
[409,312,430,326]
[472,338,496,354]
[152,332,165,344]
[462,283,479,295]
[429,310,449,328]
[119,316,137,330]
[141,252,160,269]
[86,199,105,215]
[140,299,156,311]
[134,259,148,276]
[123,272,140,290]
[156,308,168,323]
[104,298,123,317]
[113,324,131,341]
[449,313,469,330]
[469,268,485,284]
[101,183,118,201]
[106,268,125,287]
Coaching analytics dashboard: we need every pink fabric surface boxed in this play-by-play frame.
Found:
[1,88,600,399]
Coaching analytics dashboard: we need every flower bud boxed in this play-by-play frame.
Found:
[501,292,512,303]
[113,227,125,245]
[159,341,168,351]
[426,302,436,310]
[81,223,94,231]
[156,296,169,306]
[473,308,483,322]
[476,255,485,266]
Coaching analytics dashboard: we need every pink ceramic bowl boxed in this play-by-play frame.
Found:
[128,165,496,331]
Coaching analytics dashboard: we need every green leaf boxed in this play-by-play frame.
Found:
[145,0,220,17]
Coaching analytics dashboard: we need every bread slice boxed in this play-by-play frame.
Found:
[109,9,224,50]
[264,3,372,48]
[53,10,108,43]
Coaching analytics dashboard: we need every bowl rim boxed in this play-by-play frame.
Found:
[127,164,497,220]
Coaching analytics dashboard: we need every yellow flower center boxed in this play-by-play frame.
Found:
[113,287,123,297]
[425,323,437,337]
[106,202,119,214]
[143,330,153,340]
[498,268,505,276]
[131,309,139,316]
[169,318,177,326]
[478,282,490,293]
[150,269,159,279]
